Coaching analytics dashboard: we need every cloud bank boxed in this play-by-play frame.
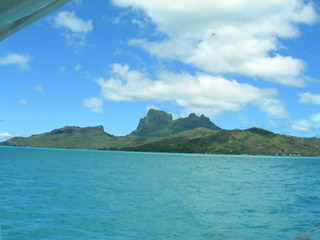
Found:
[96,64,287,118]
[113,0,317,86]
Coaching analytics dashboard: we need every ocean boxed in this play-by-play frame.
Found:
[0,146,320,240]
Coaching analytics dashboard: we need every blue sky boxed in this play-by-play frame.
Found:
[1,0,320,140]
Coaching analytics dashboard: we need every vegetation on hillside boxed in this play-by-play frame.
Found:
[2,109,320,156]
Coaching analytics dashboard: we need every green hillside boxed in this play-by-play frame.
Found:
[124,127,320,156]
[2,126,116,149]
[2,109,320,157]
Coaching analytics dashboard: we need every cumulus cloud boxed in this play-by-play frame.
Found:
[291,113,320,132]
[53,11,93,48]
[291,119,311,132]
[299,92,320,104]
[83,97,105,113]
[255,98,288,119]
[95,63,286,118]
[0,53,31,70]
[114,0,317,86]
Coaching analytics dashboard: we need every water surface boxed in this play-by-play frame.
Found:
[1,147,320,239]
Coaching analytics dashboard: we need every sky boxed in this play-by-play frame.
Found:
[1,0,320,140]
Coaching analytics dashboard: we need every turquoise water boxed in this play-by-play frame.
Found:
[1,147,320,240]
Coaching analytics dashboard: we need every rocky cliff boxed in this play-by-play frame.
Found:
[131,109,220,137]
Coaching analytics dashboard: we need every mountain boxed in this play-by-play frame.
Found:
[1,109,320,156]
[131,109,220,137]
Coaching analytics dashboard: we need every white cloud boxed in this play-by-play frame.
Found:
[299,92,320,104]
[83,97,105,113]
[12,99,28,105]
[131,19,145,28]
[0,53,31,70]
[291,119,311,132]
[96,63,284,118]
[34,85,44,93]
[255,98,288,119]
[53,11,93,48]
[0,133,14,139]
[310,113,320,128]
[291,113,320,132]
[114,0,317,86]
[310,113,320,121]
[74,64,82,71]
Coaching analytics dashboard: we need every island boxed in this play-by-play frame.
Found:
[1,109,320,156]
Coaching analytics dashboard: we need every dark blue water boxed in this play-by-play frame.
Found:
[1,146,320,240]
